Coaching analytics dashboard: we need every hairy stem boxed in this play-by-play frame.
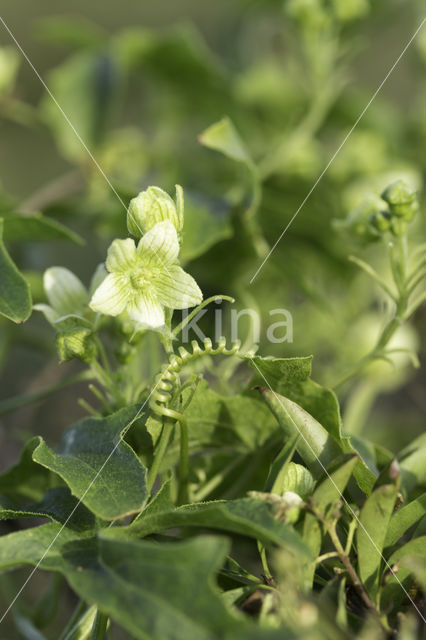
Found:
[147,418,174,495]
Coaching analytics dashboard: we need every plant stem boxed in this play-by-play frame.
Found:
[257,541,272,579]
[58,600,87,640]
[147,418,174,495]
[177,417,189,505]
[321,515,376,612]
[315,551,339,565]
[334,234,411,390]
[89,611,109,640]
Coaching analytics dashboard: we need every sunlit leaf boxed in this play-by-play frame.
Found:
[0,218,32,323]
[356,484,398,599]
[32,407,147,520]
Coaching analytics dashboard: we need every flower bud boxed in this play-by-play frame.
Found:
[280,491,304,524]
[381,180,419,220]
[337,195,388,243]
[55,317,97,363]
[127,185,184,238]
[277,462,315,499]
[371,209,392,232]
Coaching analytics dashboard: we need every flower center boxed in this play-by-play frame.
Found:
[130,267,158,290]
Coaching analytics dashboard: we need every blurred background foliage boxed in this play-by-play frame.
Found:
[0,0,425,463]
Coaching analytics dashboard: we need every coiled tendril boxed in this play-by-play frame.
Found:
[150,336,252,423]
[147,336,255,502]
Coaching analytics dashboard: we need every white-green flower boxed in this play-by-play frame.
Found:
[34,265,107,326]
[89,221,202,328]
[127,185,184,237]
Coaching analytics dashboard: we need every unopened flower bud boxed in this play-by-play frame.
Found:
[55,318,97,363]
[127,185,184,238]
[278,462,315,499]
[381,180,418,220]
[371,209,392,232]
[337,195,388,243]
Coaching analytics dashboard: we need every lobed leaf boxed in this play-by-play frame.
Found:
[0,524,244,639]
[0,487,99,532]
[32,406,147,520]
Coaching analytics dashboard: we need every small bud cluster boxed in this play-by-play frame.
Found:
[337,180,419,242]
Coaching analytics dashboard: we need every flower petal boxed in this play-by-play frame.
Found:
[106,238,137,273]
[33,303,60,325]
[155,265,203,309]
[137,221,179,267]
[44,267,88,316]
[127,291,165,328]
[89,274,130,316]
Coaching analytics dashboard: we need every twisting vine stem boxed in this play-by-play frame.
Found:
[148,336,254,503]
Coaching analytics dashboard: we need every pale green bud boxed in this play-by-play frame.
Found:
[280,491,304,524]
[278,462,315,499]
[381,180,419,221]
[55,317,97,363]
[371,209,392,232]
[127,185,184,238]
[336,195,388,243]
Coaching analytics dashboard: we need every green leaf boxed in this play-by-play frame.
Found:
[32,407,147,520]
[249,355,312,389]
[180,193,233,263]
[398,556,426,593]
[249,355,341,439]
[0,487,99,533]
[116,25,228,103]
[0,218,32,323]
[146,381,279,462]
[41,51,119,162]
[183,382,279,450]
[265,434,299,493]
[0,437,51,501]
[302,455,358,588]
[398,434,426,497]
[2,212,84,245]
[255,367,376,492]
[0,525,243,639]
[258,388,342,479]
[384,493,426,548]
[380,536,426,613]
[356,484,398,599]
[199,117,253,167]
[116,497,312,558]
